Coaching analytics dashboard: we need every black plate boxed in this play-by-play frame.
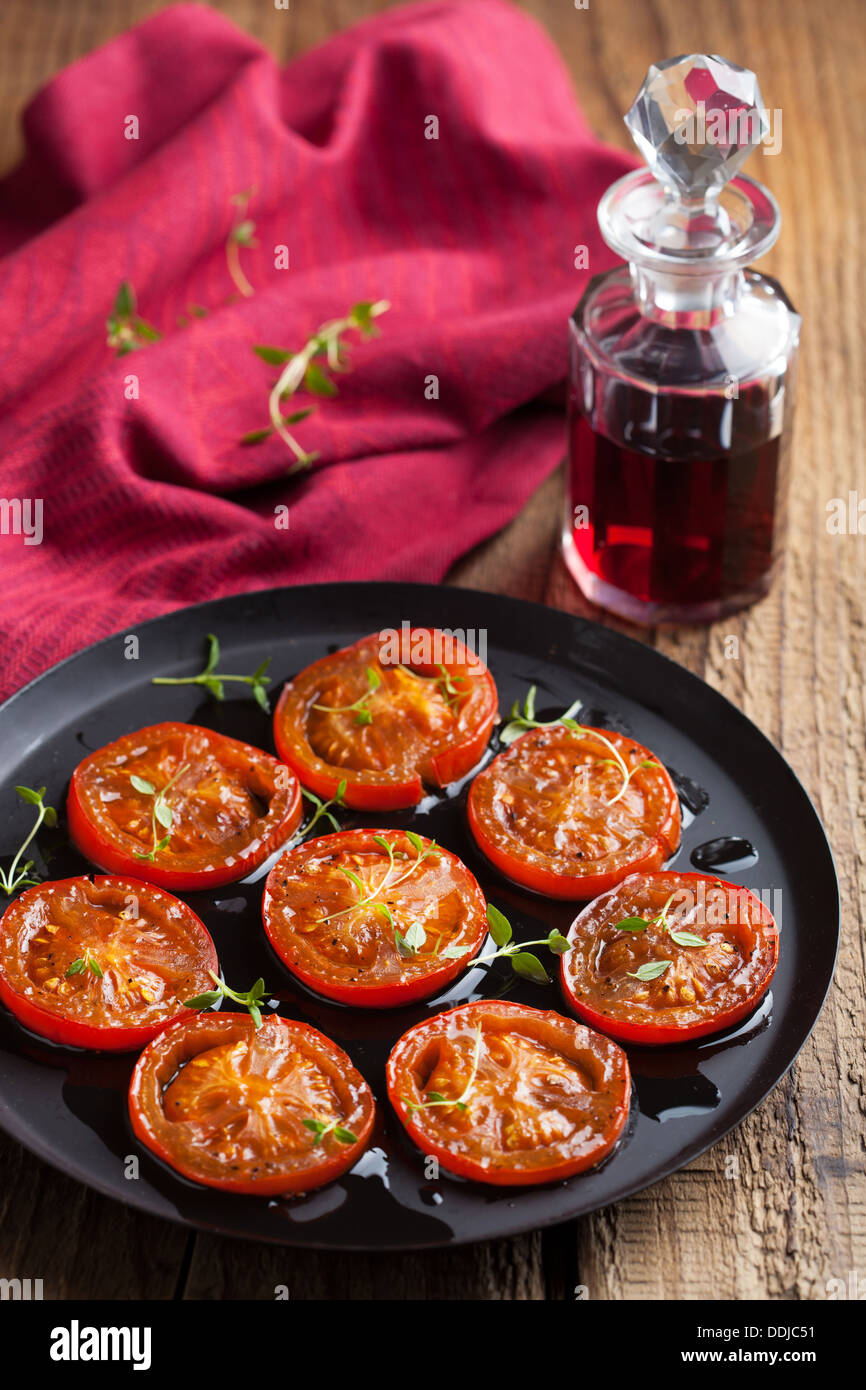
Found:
[0,583,838,1250]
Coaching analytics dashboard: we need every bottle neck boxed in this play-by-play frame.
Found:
[630,262,745,328]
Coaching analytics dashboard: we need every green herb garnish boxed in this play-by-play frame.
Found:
[614,916,656,933]
[405,1025,483,1118]
[499,686,583,744]
[243,299,390,472]
[151,634,271,712]
[627,960,673,982]
[442,903,568,985]
[226,189,257,298]
[302,1118,358,1146]
[177,303,209,327]
[404,663,471,711]
[320,832,436,930]
[612,890,707,946]
[300,781,348,838]
[183,970,270,1028]
[312,666,381,726]
[390,904,428,959]
[131,763,189,863]
[615,889,708,983]
[435,665,469,708]
[106,282,161,356]
[0,787,58,896]
[501,686,660,806]
[66,951,103,980]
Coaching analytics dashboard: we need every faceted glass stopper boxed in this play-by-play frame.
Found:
[624,54,769,198]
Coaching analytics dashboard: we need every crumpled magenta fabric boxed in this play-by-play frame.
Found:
[0,0,632,700]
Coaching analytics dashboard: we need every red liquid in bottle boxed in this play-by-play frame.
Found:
[565,382,791,623]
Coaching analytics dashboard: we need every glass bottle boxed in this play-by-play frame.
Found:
[563,55,800,624]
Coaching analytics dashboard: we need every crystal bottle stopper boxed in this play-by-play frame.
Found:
[623,54,769,251]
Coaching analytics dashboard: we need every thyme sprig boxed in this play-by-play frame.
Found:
[226,188,257,298]
[501,686,660,806]
[374,900,427,960]
[312,662,467,730]
[300,781,348,838]
[106,282,161,356]
[321,832,436,928]
[105,218,386,473]
[441,903,568,984]
[243,299,390,471]
[436,665,470,709]
[302,1117,358,1146]
[152,634,271,712]
[0,786,57,896]
[619,890,708,982]
[131,764,189,863]
[405,1024,483,1118]
[313,666,381,726]
[176,303,209,328]
[66,951,103,980]
[628,960,674,982]
[406,664,470,710]
[499,686,583,744]
[183,970,270,1028]
[587,742,660,807]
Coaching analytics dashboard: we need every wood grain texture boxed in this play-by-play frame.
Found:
[0,0,862,1301]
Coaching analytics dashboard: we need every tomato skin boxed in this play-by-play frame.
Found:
[560,871,780,1046]
[467,724,681,900]
[560,991,771,1048]
[67,722,302,891]
[262,829,488,1008]
[129,1012,376,1196]
[273,628,498,810]
[386,1000,631,1186]
[0,876,218,1052]
[274,757,421,813]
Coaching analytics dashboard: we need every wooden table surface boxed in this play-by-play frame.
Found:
[1,0,863,1301]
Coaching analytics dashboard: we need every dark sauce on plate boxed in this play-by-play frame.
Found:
[690,835,759,873]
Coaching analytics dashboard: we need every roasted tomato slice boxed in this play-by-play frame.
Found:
[561,871,780,1045]
[386,1000,630,1185]
[467,723,681,899]
[263,828,487,1008]
[68,722,302,891]
[273,628,498,810]
[129,1012,375,1195]
[0,876,218,1051]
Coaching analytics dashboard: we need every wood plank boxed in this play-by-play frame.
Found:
[0,1129,187,1299]
[182,1230,550,1301]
